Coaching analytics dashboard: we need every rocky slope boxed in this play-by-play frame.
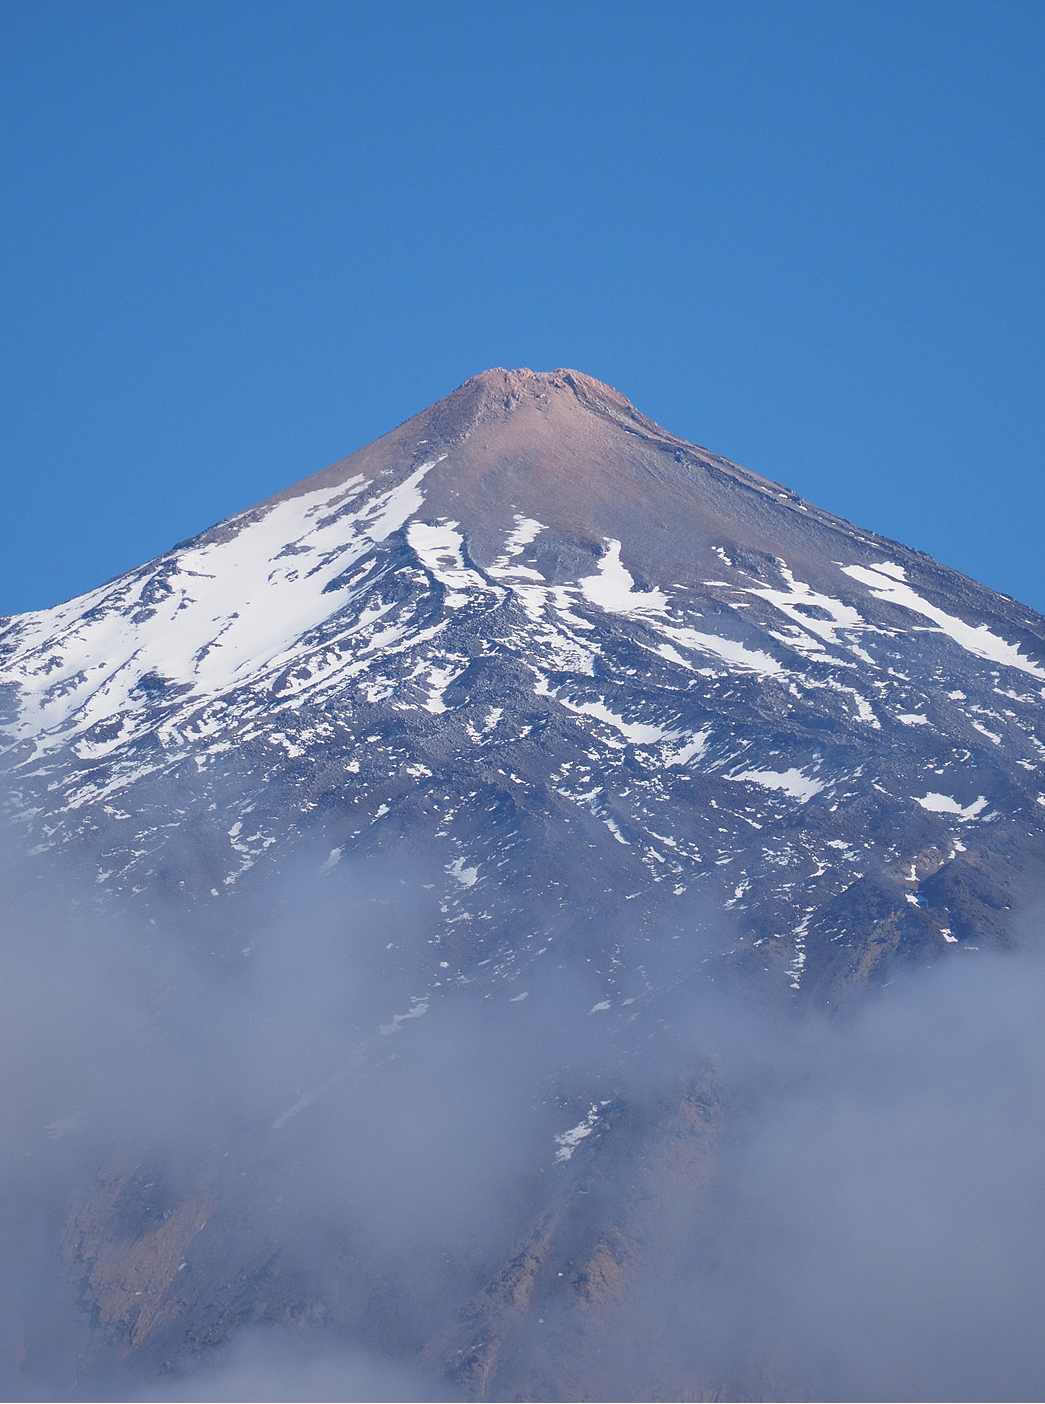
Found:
[2,368,1044,1398]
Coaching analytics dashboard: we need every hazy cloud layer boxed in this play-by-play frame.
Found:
[1,813,1044,1402]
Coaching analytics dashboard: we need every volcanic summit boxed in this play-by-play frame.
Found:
[2,369,1044,1398]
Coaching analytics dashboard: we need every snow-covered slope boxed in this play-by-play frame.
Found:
[3,368,1045,1008]
[5,368,1045,1398]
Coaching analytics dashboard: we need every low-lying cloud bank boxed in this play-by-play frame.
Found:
[1,818,1043,1402]
[669,943,1045,1402]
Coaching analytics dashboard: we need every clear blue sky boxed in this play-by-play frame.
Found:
[1,1,1042,616]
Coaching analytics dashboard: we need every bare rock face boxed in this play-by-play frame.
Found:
[63,1163,218,1357]
[2,369,1045,1398]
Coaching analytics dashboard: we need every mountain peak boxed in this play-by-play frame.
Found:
[455,365,631,410]
[438,364,679,441]
[452,364,622,402]
[4,369,1045,1399]
[269,365,695,514]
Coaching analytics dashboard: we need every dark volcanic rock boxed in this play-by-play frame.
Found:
[1,368,1044,1398]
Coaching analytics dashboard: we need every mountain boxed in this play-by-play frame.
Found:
[5,367,1044,994]
[2,368,1045,1400]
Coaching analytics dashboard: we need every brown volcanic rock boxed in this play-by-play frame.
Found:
[264,366,829,593]
[63,1163,217,1359]
[430,1073,726,1403]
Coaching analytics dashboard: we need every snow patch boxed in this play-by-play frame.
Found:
[446,857,479,888]
[579,540,669,616]
[842,563,1045,680]
[555,1102,610,1163]
[406,519,495,608]
[662,730,711,767]
[737,565,868,654]
[730,767,824,802]
[658,625,782,677]
[559,696,674,746]
[503,516,545,555]
[915,793,988,821]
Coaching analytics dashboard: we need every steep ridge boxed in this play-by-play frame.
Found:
[2,369,1045,1397]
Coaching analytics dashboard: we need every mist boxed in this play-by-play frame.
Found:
[2,807,1045,1402]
